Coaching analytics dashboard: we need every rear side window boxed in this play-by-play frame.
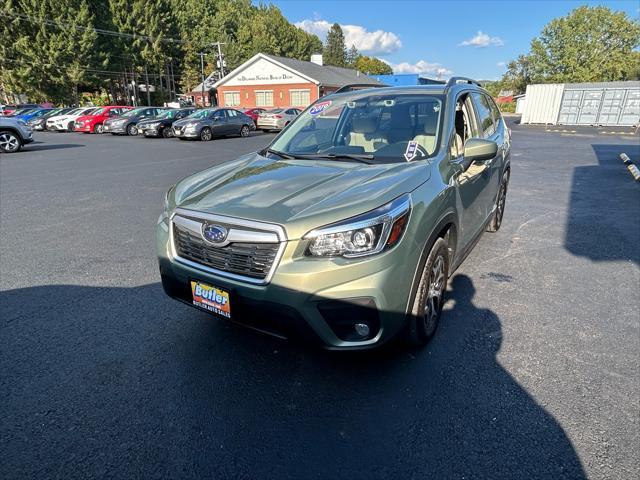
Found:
[471,93,496,138]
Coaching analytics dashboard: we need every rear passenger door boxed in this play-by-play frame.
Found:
[225,109,243,133]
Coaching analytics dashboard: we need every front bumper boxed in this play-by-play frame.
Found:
[104,122,127,134]
[173,126,199,138]
[156,212,417,350]
[139,125,161,137]
[46,122,69,131]
[74,122,94,132]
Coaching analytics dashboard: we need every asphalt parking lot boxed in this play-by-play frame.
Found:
[1,122,639,479]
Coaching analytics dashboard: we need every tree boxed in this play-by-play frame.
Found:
[0,0,98,103]
[501,54,533,94]
[355,56,393,75]
[526,6,639,83]
[345,45,359,68]
[324,23,346,67]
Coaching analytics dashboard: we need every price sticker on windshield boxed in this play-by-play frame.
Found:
[404,141,419,162]
[309,100,332,115]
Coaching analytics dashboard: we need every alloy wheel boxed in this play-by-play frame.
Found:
[424,254,445,336]
[94,124,104,134]
[200,128,212,141]
[240,125,250,137]
[0,132,20,152]
[127,124,138,136]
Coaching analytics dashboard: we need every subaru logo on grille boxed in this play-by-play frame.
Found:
[202,224,228,244]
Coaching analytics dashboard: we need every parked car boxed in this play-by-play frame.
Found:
[256,107,301,132]
[103,107,168,136]
[241,107,266,126]
[172,108,255,141]
[28,108,74,131]
[0,116,34,152]
[1,104,40,116]
[46,107,99,132]
[136,107,197,138]
[74,105,134,134]
[13,108,55,123]
[157,79,511,350]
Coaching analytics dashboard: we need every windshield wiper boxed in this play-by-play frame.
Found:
[263,148,297,159]
[289,153,375,164]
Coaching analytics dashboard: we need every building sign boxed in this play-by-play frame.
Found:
[224,58,309,86]
[235,73,293,83]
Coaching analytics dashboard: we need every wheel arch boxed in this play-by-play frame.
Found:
[0,127,24,142]
[404,211,459,321]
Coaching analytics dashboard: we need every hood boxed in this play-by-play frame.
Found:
[75,115,96,122]
[173,153,430,239]
[137,115,163,125]
[173,117,206,127]
[48,114,73,122]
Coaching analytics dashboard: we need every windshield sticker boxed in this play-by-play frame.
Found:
[404,141,419,162]
[310,100,332,115]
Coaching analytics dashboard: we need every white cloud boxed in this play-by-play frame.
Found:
[295,19,402,55]
[384,59,453,78]
[497,61,506,67]
[459,31,504,48]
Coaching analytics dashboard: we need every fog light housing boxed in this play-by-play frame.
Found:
[317,297,379,342]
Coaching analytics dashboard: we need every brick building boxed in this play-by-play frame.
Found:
[206,53,381,109]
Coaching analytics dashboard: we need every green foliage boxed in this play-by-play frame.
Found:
[324,23,346,67]
[0,0,324,103]
[497,101,516,113]
[355,56,392,75]
[499,5,640,93]
[81,89,111,105]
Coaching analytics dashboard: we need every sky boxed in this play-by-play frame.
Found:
[263,0,639,80]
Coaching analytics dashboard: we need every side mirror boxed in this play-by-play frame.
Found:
[461,138,497,169]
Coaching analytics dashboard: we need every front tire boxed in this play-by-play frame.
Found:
[200,127,212,141]
[240,124,250,137]
[406,237,450,347]
[0,130,22,153]
[486,170,510,232]
[126,124,138,136]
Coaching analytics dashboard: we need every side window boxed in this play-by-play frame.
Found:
[450,94,480,158]
[471,92,496,138]
[487,95,502,130]
[212,110,225,120]
[227,109,238,118]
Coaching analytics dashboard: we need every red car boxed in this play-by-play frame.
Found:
[241,108,266,126]
[74,105,133,134]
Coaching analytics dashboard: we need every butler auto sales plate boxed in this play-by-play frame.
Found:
[190,281,231,318]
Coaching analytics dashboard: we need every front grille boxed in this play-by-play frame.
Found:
[173,223,280,280]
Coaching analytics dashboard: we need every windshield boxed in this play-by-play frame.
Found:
[157,110,177,119]
[14,108,34,115]
[91,107,107,116]
[186,109,214,119]
[267,109,284,114]
[269,93,444,164]
[120,108,144,118]
[79,108,97,115]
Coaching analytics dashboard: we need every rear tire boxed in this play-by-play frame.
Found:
[0,130,22,153]
[200,127,212,141]
[240,125,250,137]
[94,123,104,134]
[486,170,510,232]
[406,237,450,347]
[67,121,75,132]
[162,127,173,138]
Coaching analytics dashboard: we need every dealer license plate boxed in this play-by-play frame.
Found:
[190,281,231,318]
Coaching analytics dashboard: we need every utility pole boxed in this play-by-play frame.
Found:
[214,42,225,78]
[199,52,206,107]
[144,64,151,106]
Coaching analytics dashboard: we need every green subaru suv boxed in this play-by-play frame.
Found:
[157,78,511,349]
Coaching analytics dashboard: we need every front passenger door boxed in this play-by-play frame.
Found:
[210,110,227,136]
[452,94,494,247]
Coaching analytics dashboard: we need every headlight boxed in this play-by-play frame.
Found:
[304,194,411,258]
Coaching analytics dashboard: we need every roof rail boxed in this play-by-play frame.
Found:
[445,77,483,88]
[332,83,385,94]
